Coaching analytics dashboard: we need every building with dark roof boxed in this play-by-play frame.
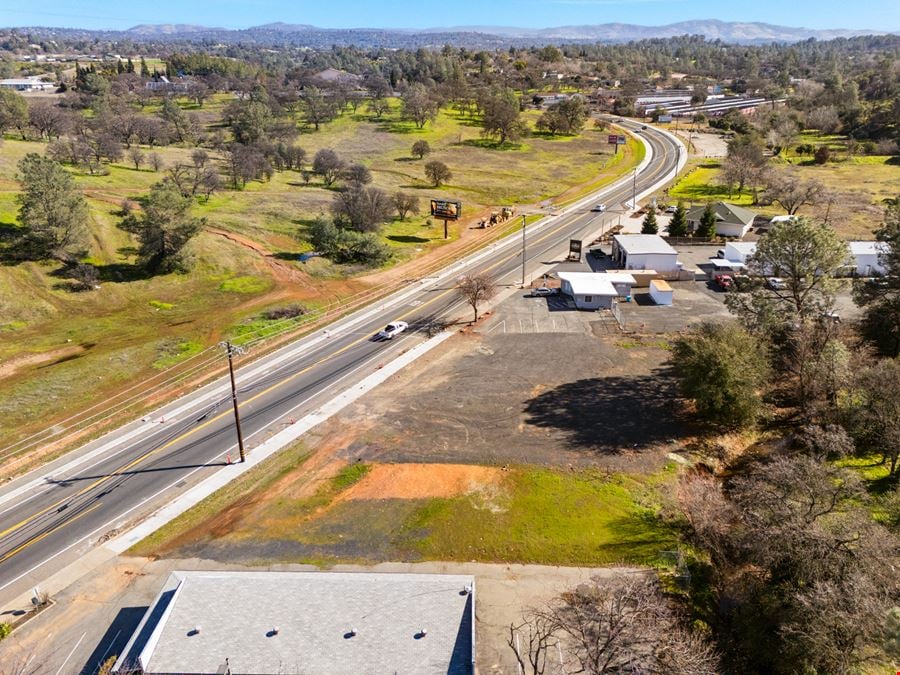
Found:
[113,571,475,675]
[686,202,758,239]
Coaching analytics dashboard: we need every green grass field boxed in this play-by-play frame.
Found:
[665,153,899,238]
[405,466,678,565]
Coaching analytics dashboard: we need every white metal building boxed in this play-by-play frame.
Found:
[612,235,679,273]
[558,272,619,310]
[724,242,757,263]
[849,241,887,276]
[0,77,54,91]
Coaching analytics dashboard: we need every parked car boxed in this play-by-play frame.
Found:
[716,249,726,259]
[767,277,788,290]
[641,124,648,129]
[377,321,408,339]
[531,286,556,297]
[714,273,735,290]
[591,203,607,213]
[665,205,677,214]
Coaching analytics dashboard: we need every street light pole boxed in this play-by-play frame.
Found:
[219,341,246,463]
[521,214,527,287]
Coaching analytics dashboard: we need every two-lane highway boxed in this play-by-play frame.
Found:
[0,120,684,606]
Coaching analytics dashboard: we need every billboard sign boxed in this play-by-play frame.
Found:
[607,134,619,145]
[569,239,582,260]
[658,115,673,122]
[429,199,462,220]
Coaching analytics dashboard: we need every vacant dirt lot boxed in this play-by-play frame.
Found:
[343,330,683,471]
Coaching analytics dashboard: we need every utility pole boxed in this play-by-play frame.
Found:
[219,341,246,463]
[520,214,527,287]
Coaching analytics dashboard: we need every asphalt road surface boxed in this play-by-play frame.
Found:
[0,120,682,606]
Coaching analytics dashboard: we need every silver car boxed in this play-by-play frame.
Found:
[377,321,408,339]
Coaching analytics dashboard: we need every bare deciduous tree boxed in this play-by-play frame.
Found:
[393,192,419,220]
[510,577,720,675]
[456,272,497,323]
[424,160,452,187]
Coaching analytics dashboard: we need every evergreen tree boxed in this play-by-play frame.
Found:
[15,154,90,261]
[140,57,149,78]
[126,58,135,74]
[698,202,718,239]
[641,208,658,234]
[123,181,205,274]
[668,200,688,237]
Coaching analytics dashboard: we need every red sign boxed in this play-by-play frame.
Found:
[607,134,618,144]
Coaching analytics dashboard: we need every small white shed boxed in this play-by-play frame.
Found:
[558,272,619,310]
[649,279,673,305]
[848,241,886,276]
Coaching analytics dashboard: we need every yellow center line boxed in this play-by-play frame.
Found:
[0,502,102,564]
[0,142,673,556]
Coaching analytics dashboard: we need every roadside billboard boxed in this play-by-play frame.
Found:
[568,239,582,260]
[429,199,462,220]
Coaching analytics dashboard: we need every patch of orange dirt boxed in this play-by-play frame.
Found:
[339,463,502,501]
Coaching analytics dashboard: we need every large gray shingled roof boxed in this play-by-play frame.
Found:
[114,571,475,675]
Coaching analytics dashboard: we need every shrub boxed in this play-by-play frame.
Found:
[263,305,307,320]
[814,145,831,164]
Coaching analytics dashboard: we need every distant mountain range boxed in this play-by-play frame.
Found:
[7,20,895,48]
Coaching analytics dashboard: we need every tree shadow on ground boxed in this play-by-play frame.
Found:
[387,235,429,244]
[93,262,149,282]
[376,120,425,135]
[455,138,524,151]
[393,156,420,163]
[523,370,687,453]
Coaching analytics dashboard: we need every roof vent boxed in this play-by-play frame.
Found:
[344,627,357,639]
[462,583,473,595]
[272,626,279,635]
[190,625,201,636]
[416,628,428,639]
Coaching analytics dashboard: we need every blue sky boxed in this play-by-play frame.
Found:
[1,0,897,31]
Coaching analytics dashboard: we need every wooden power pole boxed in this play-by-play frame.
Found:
[219,341,247,463]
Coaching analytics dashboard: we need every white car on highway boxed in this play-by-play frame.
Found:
[591,203,607,213]
[377,321,408,340]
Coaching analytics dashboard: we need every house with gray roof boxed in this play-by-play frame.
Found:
[686,202,758,238]
[112,571,475,675]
